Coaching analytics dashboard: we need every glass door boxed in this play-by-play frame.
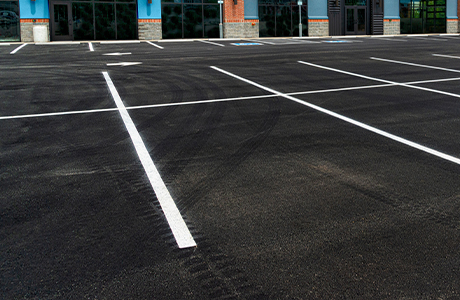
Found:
[345,6,366,35]
[51,3,73,40]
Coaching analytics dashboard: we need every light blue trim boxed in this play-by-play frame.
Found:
[244,0,258,19]
[446,0,458,19]
[19,0,49,19]
[385,0,399,19]
[307,0,327,19]
[138,0,161,19]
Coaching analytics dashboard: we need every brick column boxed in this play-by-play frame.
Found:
[138,19,162,40]
[223,0,258,38]
[20,19,49,42]
[308,19,328,37]
[383,19,400,35]
[447,19,458,33]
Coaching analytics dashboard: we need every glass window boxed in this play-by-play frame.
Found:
[73,2,94,40]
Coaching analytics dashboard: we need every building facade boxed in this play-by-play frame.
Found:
[0,0,457,42]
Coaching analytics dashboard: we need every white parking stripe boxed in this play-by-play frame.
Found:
[103,71,196,249]
[89,42,94,52]
[211,65,460,166]
[10,43,27,54]
[370,57,460,73]
[146,41,164,49]
[2,77,460,121]
[432,54,460,59]
[199,40,225,47]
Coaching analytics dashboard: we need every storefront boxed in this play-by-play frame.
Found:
[258,0,307,37]
[49,0,136,40]
[161,0,220,39]
[0,0,20,41]
[1,0,457,42]
[400,0,446,34]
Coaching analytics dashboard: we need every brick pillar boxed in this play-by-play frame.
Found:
[20,19,49,42]
[223,0,259,38]
[383,19,400,35]
[138,19,162,40]
[307,19,328,37]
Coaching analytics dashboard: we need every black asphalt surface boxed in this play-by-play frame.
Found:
[2,36,460,299]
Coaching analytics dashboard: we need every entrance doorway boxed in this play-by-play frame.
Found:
[51,3,72,40]
[345,6,366,35]
[344,0,367,35]
[49,0,137,41]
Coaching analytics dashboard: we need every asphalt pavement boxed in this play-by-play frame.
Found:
[1,36,460,299]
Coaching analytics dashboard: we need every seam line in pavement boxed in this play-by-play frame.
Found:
[103,71,196,249]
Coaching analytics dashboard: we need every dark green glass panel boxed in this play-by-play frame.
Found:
[203,0,217,4]
[275,5,291,37]
[162,4,182,38]
[291,5,307,37]
[346,8,354,31]
[203,4,219,38]
[95,3,115,39]
[183,4,202,38]
[0,0,20,42]
[54,4,70,35]
[72,2,94,40]
[258,5,275,37]
[116,3,136,39]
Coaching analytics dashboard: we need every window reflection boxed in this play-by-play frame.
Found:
[400,0,446,34]
[259,0,307,37]
[162,0,219,39]
[0,0,20,42]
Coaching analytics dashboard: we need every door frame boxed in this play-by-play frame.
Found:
[344,5,367,35]
[50,1,73,41]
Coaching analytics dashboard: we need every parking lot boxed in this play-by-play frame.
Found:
[2,35,460,299]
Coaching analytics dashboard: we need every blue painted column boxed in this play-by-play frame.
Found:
[138,0,162,39]
[383,0,400,35]
[18,0,50,42]
[446,0,458,33]
[307,0,328,36]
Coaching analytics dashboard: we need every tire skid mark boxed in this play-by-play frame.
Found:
[176,96,281,213]
[309,160,460,231]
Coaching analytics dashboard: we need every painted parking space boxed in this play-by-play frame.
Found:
[2,38,460,299]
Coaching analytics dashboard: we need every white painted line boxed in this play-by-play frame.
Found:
[299,60,460,101]
[103,52,132,56]
[371,37,407,42]
[107,62,142,67]
[245,39,276,45]
[199,40,225,47]
[146,41,164,49]
[157,39,195,43]
[209,38,241,41]
[370,57,460,73]
[10,43,27,54]
[0,43,11,46]
[211,65,460,166]
[293,40,321,44]
[100,40,140,44]
[0,107,120,120]
[372,35,394,38]
[409,37,447,41]
[433,54,460,59]
[35,42,81,45]
[439,34,460,36]
[4,76,460,121]
[103,71,196,249]
[89,42,94,52]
